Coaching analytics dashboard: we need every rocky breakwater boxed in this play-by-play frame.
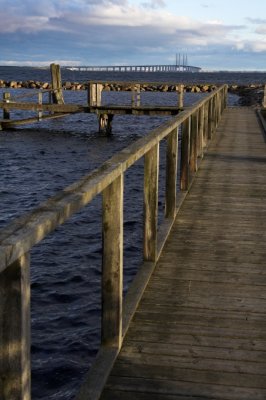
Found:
[0,80,218,93]
[0,80,264,106]
[229,84,265,106]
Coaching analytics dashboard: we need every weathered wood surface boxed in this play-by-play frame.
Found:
[0,101,182,115]
[100,107,266,400]
[50,63,64,104]
[0,253,31,400]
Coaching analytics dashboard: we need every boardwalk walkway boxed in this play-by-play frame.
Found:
[100,107,266,400]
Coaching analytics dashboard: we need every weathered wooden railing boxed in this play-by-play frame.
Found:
[0,85,227,400]
[88,81,185,108]
[2,87,64,123]
[88,81,184,133]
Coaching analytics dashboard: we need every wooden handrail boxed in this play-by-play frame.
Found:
[88,81,185,108]
[0,84,227,400]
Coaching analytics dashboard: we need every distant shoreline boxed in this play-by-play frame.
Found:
[1,65,266,73]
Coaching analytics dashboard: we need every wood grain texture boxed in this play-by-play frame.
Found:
[144,144,159,261]
[100,107,266,400]
[102,175,123,348]
[0,253,31,400]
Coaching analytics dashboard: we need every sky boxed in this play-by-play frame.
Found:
[0,0,266,70]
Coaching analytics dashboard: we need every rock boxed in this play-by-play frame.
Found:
[202,85,210,92]
[63,81,72,89]
[161,85,169,92]
[9,81,18,88]
[42,82,49,89]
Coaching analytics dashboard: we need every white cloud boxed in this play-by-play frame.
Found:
[141,0,166,9]
[0,0,265,69]
[0,59,81,66]
[255,25,266,35]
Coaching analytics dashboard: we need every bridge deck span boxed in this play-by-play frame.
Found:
[99,107,266,399]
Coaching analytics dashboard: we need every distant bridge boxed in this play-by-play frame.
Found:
[64,64,201,73]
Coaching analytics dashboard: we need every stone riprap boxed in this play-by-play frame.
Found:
[0,80,262,93]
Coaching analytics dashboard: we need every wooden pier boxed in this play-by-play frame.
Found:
[97,107,266,400]
[0,64,185,133]
[1,83,266,400]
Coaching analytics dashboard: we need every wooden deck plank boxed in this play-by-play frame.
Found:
[100,107,266,399]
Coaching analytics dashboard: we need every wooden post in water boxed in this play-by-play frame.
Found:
[98,114,113,135]
[3,92,10,120]
[144,144,159,261]
[50,63,64,104]
[180,117,191,190]
[0,254,31,400]
[102,175,123,348]
[165,128,178,219]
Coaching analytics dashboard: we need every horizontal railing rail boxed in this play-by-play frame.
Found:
[0,84,227,400]
[87,81,185,108]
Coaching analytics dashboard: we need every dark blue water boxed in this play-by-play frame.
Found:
[0,66,260,399]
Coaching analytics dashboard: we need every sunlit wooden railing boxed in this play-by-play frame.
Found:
[0,84,227,400]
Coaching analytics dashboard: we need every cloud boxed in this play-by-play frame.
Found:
[246,17,266,24]
[0,59,81,67]
[0,0,265,69]
[141,0,166,9]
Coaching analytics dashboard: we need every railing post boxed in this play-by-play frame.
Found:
[223,85,228,111]
[144,144,159,261]
[180,116,191,190]
[190,111,198,172]
[165,128,178,219]
[38,91,43,121]
[0,254,31,400]
[88,83,103,107]
[215,93,219,127]
[102,174,123,348]
[178,84,184,108]
[263,85,266,108]
[208,97,213,139]
[203,102,209,147]
[3,92,10,120]
[198,105,204,158]
[215,93,218,123]
[131,84,141,107]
